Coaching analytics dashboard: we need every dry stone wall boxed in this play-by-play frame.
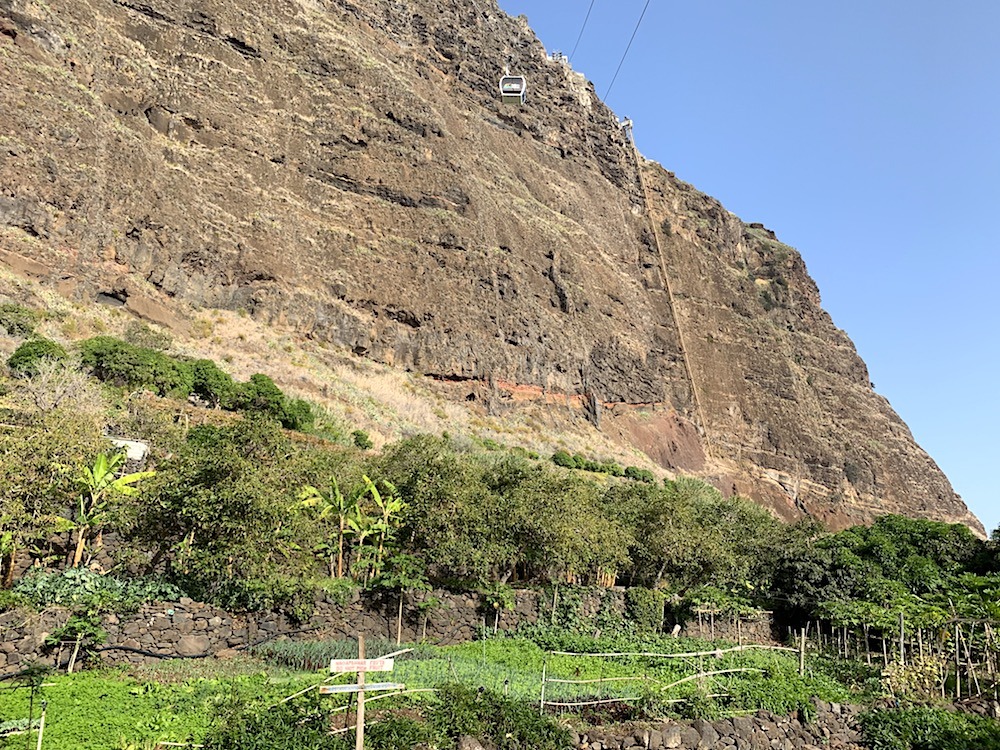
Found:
[566,702,864,750]
[679,611,777,645]
[0,589,776,672]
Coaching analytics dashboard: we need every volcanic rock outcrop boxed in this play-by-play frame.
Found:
[0,0,981,532]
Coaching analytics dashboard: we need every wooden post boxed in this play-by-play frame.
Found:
[356,635,366,750]
[35,701,46,750]
[985,623,997,697]
[955,624,962,700]
[539,655,548,715]
[962,625,980,697]
[899,611,906,666]
[799,629,806,676]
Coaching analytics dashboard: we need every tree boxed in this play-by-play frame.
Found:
[79,336,194,397]
[379,435,517,584]
[0,409,106,586]
[71,451,154,567]
[190,358,237,408]
[7,337,68,377]
[126,416,324,610]
[14,358,106,415]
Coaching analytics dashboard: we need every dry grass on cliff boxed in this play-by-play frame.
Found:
[0,269,664,472]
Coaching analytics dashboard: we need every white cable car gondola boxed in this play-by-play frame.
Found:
[499,73,527,105]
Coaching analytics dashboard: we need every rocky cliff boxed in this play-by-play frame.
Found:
[0,0,982,532]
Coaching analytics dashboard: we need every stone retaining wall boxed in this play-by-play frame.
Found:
[0,588,775,671]
[0,588,552,670]
[679,612,777,645]
[566,701,864,750]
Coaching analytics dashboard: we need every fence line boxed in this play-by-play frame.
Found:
[538,646,795,712]
[545,675,647,685]
[549,644,796,659]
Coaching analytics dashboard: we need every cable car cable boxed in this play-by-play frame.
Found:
[603,0,651,101]
[569,0,597,63]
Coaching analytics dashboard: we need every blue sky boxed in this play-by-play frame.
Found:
[497,0,999,534]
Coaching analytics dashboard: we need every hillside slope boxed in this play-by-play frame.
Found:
[0,0,981,532]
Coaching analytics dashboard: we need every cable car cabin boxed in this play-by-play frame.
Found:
[499,75,527,104]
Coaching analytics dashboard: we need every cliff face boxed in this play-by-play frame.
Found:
[0,0,982,533]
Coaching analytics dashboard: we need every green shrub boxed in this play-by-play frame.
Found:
[351,429,374,450]
[190,358,238,408]
[860,706,1000,750]
[625,586,665,632]
[7,336,68,376]
[0,302,39,337]
[204,696,346,750]
[601,461,625,476]
[13,568,183,613]
[282,397,315,431]
[181,574,319,623]
[231,373,285,413]
[79,336,193,396]
[551,449,574,468]
[624,465,655,483]
[365,715,439,749]
[430,683,570,750]
[231,373,314,429]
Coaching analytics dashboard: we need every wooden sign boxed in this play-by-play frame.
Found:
[329,658,394,673]
[319,682,405,694]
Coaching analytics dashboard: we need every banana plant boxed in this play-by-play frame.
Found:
[359,475,407,578]
[71,452,154,568]
[299,477,357,578]
[345,507,378,583]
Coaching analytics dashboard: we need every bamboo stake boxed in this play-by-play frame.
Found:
[961,625,980,697]
[662,668,766,692]
[34,702,46,750]
[899,612,906,666]
[539,655,548,714]
[799,629,806,676]
[67,634,82,674]
[985,623,998,699]
[955,625,962,700]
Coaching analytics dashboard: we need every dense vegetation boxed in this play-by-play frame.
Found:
[1,313,998,629]
[2,303,1000,749]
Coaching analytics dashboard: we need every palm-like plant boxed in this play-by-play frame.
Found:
[299,477,357,578]
[360,475,407,578]
[72,452,154,568]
